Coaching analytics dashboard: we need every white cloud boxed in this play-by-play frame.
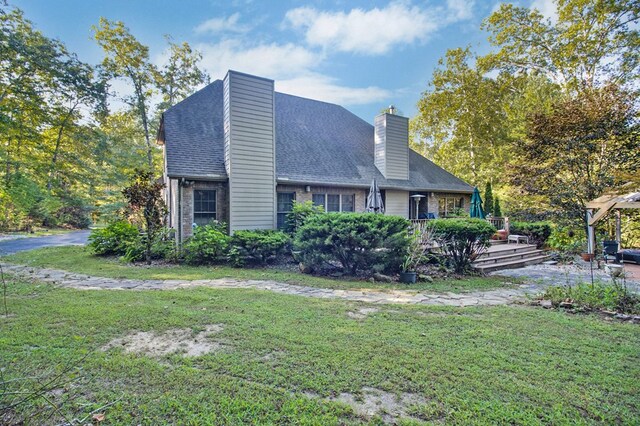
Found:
[531,0,558,22]
[284,1,473,55]
[276,74,391,106]
[195,13,251,34]
[446,0,475,21]
[196,39,390,106]
[197,39,321,80]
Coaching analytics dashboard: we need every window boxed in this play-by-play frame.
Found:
[194,190,217,226]
[277,192,295,229]
[327,194,340,212]
[312,193,356,212]
[438,196,464,217]
[312,193,325,208]
[341,194,355,212]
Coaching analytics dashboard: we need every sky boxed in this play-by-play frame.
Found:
[12,0,553,121]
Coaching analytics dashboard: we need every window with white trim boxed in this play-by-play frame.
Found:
[193,190,217,225]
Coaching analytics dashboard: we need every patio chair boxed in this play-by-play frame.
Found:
[602,240,619,264]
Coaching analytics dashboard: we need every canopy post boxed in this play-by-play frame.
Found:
[586,209,595,255]
[615,210,621,251]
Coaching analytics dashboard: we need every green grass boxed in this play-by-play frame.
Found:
[3,246,517,293]
[0,228,76,238]
[1,277,638,424]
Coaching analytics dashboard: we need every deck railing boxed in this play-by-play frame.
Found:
[487,217,509,233]
[410,217,510,233]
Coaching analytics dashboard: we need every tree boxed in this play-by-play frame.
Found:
[484,182,494,216]
[93,18,156,169]
[154,36,208,113]
[493,197,502,217]
[411,48,512,186]
[511,85,638,224]
[481,1,640,91]
[122,169,167,264]
[0,7,104,230]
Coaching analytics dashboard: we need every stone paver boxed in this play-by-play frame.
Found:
[1,263,540,307]
[493,262,640,293]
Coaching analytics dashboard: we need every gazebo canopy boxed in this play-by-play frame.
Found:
[586,190,640,254]
[586,191,640,226]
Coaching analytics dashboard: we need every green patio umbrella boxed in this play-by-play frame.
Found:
[469,187,485,219]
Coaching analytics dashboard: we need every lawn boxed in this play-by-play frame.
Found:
[1,276,638,424]
[3,246,517,293]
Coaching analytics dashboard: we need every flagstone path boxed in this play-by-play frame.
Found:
[1,263,545,307]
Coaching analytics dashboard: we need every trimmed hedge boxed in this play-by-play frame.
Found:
[430,218,495,273]
[182,223,230,265]
[510,221,552,248]
[88,221,139,256]
[228,230,290,266]
[294,213,409,275]
[285,200,324,235]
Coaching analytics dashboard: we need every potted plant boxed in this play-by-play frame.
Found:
[400,228,431,283]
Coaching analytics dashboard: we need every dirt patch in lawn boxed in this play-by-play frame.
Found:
[298,387,427,424]
[102,324,225,357]
[346,307,380,319]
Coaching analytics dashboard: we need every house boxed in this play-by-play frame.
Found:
[157,70,473,241]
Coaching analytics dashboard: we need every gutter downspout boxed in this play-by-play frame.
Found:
[178,179,183,245]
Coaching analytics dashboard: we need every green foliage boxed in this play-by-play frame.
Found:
[481,1,640,91]
[512,86,638,223]
[493,197,502,217]
[228,230,290,267]
[294,213,409,275]
[431,218,495,273]
[122,169,167,264]
[88,220,139,256]
[182,223,230,265]
[401,226,434,272]
[484,182,494,216]
[547,227,585,254]
[411,48,511,186]
[121,231,176,263]
[543,282,640,314]
[285,200,325,235]
[510,221,552,248]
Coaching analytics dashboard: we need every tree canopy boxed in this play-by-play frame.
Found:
[0,5,207,231]
[412,0,639,225]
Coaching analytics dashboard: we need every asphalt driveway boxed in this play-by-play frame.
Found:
[0,230,91,255]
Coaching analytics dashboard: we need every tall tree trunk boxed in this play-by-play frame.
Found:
[133,81,153,169]
[47,102,78,192]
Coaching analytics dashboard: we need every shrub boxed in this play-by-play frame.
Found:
[228,230,290,266]
[430,218,495,273]
[547,226,584,254]
[401,226,434,272]
[294,213,409,275]
[543,282,640,314]
[182,223,230,265]
[510,221,552,248]
[88,221,139,256]
[285,201,324,235]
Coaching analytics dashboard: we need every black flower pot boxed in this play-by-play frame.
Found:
[399,271,417,284]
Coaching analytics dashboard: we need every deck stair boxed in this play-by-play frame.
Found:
[472,241,549,273]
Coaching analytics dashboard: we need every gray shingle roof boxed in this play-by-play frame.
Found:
[163,81,226,179]
[161,81,472,193]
